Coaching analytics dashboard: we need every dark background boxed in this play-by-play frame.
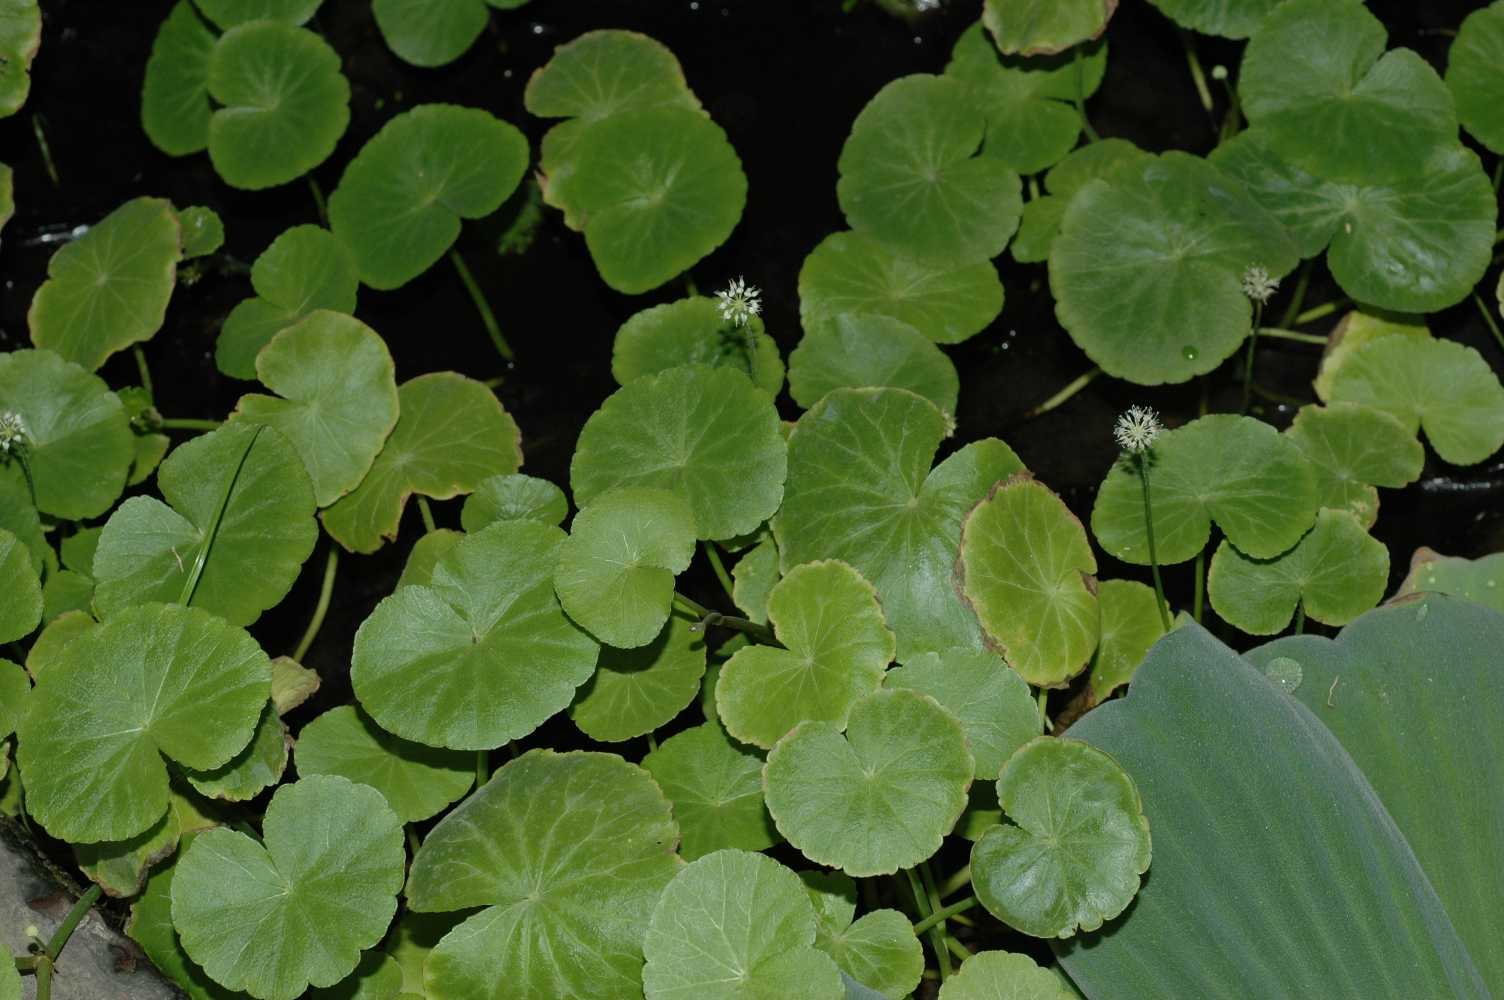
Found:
[1,0,1500,971]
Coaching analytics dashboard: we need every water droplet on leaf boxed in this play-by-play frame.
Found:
[1263,656,1302,693]
[1181,345,1198,361]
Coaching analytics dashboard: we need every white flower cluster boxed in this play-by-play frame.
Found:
[1241,264,1278,305]
[0,411,27,456]
[716,277,761,327]
[1114,406,1162,454]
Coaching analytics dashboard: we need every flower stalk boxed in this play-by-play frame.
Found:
[1115,407,1171,630]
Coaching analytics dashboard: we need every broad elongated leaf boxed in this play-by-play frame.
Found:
[407,750,681,1000]
[16,603,270,843]
[1049,152,1298,384]
[571,365,786,541]
[93,423,319,627]
[1091,414,1318,565]
[353,521,597,750]
[1056,622,1490,998]
[717,560,895,750]
[172,776,405,1000]
[328,104,529,289]
[763,689,973,877]
[28,198,182,371]
[1245,596,1504,994]
[322,372,521,553]
[641,721,776,861]
[643,850,843,1000]
[777,387,1024,660]
[232,312,400,506]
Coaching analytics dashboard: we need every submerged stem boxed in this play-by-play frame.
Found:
[1257,327,1328,345]
[1023,367,1101,420]
[417,496,437,534]
[449,250,515,363]
[1472,292,1504,355]
[1137,454,1172,631]
[1179,29,1215,118]
[1294,603,1306,635]
[476,750,489,789]
[1293,299,1348,326]
[1277,260,1313,328]
[905,867,951,980]
[132,346,154,399]
[292,545,339,662]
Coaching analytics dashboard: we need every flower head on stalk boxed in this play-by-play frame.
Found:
[1241,264,1278,305]
[0,412,27,457]
[1113,406,1162,455]
[716,277,761,327]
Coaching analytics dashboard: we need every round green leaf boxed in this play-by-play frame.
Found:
[789,314,958,415]
[982,0,1115,56]
[945,23,1105,176]
[373,0,490,68]
[28,197,182,371]
[78,790,214,900]
[141,1,215,155]
[1284,402,1423,528]
[0,351,133,520]
[23,610,93,681]
[310,952,406,1000]
[295,705,472,822]
[641,720,776,861]
[172,775,404,1000]
[972,736,1150,938]
[383,910,460,999]
[193,0,322,27]
[959,476,1099,688]
[1396,548,1504,614]
[731,533,779,624]
[717,560,895,750]
[1087,579,1167,703]
[396,529,462,590]
[1143,0,1278,38]
[93,422,319,627]
[1313,307,1429,403]
[570,611,706,742]
[1238,0,1457,185]
[814,907,922,1000]
[1049,151,1298,384]
[16,603,270,843]
[571,365,785,541]
[938,951,1078,1000]
[1212,131,1494,312]
[777,387,1025,659]
[41,568,93,622]
[125,831,236,1000]
[1208,509,1388,635]
[1326,335,1504,466]
[838,75,1021,267]
[566,107,747,294]
[0,529,40,644]
[322,372,522,554]
[185,699,288,801]
[1014,138,1149,265]
[177,204,224,259]
[613,297,784,397]
[799,230,1003,346]
[1091,414,1319,565]
[643,849,844,1000]
[217,224,360,380]
[232,311,400,506]
[524,29,697,122]
[1448,2,1504,154]
[205,22,349,190]
[764,688,974,877]
[353,520,598,750]
[328,104,529,289]
[0,0,39,118]
[407,750,680,1000]
[461,472,567,531]
[555,487,698,648]
[886,650,1041,781]
[0,467,44,573]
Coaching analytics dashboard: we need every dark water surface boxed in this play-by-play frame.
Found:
[1,0,1499,967]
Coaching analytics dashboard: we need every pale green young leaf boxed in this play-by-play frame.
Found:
[75,788,217,898]
[372,0,490,68]
[524,29,697,122]
[731,533,779,624]
[938,951,1079,999]
[178,205,224,258]
[461,473,568,531]
[612,297,784,397]
[763,689,974,877]
[813,904,923,1000]
[1396,549,1504,614]
[886,650,1040,780]
[570,611,706,742]
[1087,579,1167,703]
[981,0,1115,56]
[789,314,959,415]
[184,701,288,801]
[395,528,463,589]
[717,560,895,750]
[1284,402,1423,528]
[642,721,776,861]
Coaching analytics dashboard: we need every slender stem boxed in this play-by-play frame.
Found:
[406,826,421,856]
[158,417,221,431]
[945,937,972,963]
[1241,301,1264,414]
[904,868,951,980]
[1179,29,1215,117]
[673,592,780,645]
[646,732,658,753]
[1024,367,1101,420]
[1036,688,1052,733]
[703,542,736,604]
[181,426,263,607]
[292,545,338,662]
[683,274,699,297]
[1257,327,1328,345]
[1277,260,1313,328]
[1192,547,1205,623]
[1136,454,1172,631]
[132,346,154,399]
[1026,174,1040,201]
[673,592,711,618]
[32,114,59,188]
[417,496,437,534]
[940,864,972,899]
[1072,46,1100,142]
[1294,603,1306,635]
[12,450,37,512]
[35,884,102,1000]
[1472,293,1504,355]
[476,750,489,789]
[914,896,979,934]
[449,250,515,362]
[1293,299,1348,326]
[307,177,328,225]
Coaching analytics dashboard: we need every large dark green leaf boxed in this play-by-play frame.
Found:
[1056,622,1489,998]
